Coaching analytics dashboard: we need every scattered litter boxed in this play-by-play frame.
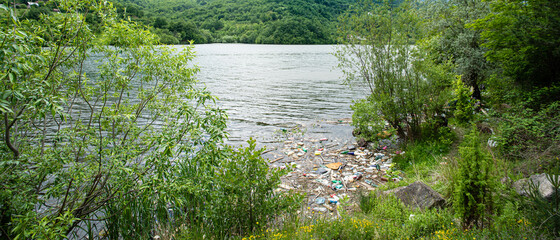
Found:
[326,162,343,170]
[270,157,284,163]
[268,132,403,216]
[261,149,275,155]
[315,168,329,174]
[312,207,328,213]
[279,184,295,190]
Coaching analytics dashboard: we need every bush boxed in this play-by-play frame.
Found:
[452,76,475,125]
[497,101,560,163]
[350,98,386,142]
[454,127,495,229]
[174,139,302,239]
[206,139,302,236]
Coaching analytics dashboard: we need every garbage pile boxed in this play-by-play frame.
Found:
[266,132,404,216]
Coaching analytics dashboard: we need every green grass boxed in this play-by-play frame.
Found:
[237,195,538,240]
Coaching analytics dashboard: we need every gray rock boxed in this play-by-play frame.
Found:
[385,181,445,210]
[513,173,559,201]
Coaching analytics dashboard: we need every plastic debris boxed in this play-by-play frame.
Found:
[326,162,343,170]
[312,207,328,213]
[315,168,328,174]
[271,134,404,215]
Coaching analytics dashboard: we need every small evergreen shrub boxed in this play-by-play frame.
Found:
[454,127,495,229]
[452,76,475,125]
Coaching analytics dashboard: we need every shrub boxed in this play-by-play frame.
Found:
[452,76,475,125]
[454,127,495,229]
[497,100,560,163]
[350,98,386,142]
[175,139,302,239]
[207,139,302,236]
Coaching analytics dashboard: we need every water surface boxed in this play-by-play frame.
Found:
[190,44,366,145]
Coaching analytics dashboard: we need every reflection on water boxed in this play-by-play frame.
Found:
[188,44,367,145]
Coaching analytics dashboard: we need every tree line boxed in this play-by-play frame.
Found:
[111,0,355,44]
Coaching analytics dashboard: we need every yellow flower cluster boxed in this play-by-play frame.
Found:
[517,218,531,226]
[241,235,257,240]
[433,227,458,240]
[271,232,285,239]
[351,218,374,230]
[299,224,315,233]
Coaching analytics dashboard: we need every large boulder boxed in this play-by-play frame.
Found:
[385,181,445,210]
[513,173,559,201]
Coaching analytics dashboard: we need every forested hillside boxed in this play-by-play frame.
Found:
[111,0,355,44]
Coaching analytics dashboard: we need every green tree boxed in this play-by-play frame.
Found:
[419,0,490,100]
[153,16,168,28]
[471,0,560,89]
[23,6,51,20]
[336,0,452,141]
[109,0,352,44]
[0,1,225,238]
[169,19,204,43]
[454,128,495,229]
[201,139,301,236]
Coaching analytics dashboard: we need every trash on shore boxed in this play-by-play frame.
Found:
[268,129,402,215]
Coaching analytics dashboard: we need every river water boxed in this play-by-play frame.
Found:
[190,44,366,146]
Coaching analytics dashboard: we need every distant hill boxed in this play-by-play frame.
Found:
[111,0,356,44]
